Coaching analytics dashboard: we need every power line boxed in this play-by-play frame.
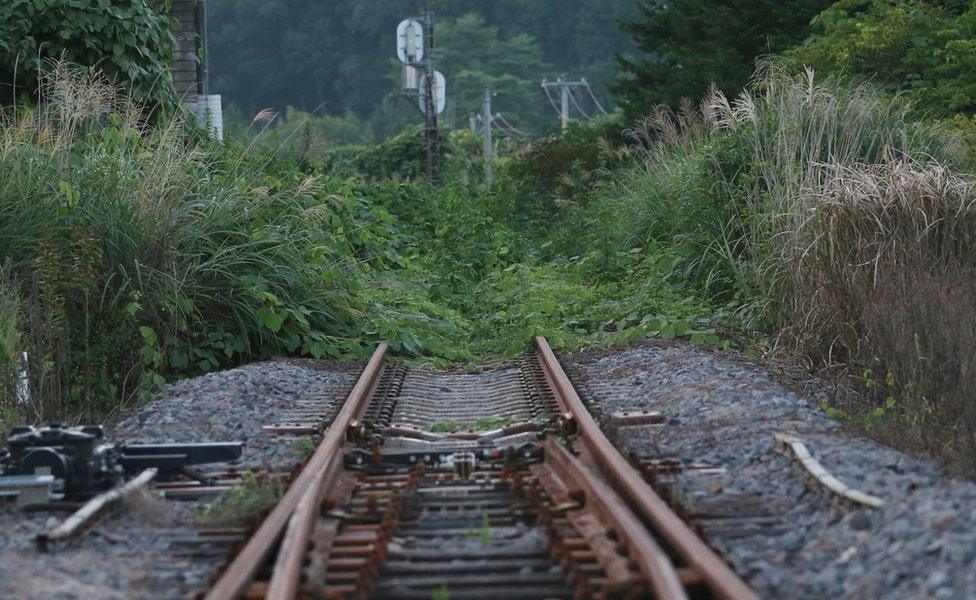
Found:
[568,88,592,120]
[582,79,610,116]
[493,113,529,137]
[541,82,563,118]
[541,77,588,130]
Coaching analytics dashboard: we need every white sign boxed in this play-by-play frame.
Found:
[396,19,424,64]
[418,70,446,115]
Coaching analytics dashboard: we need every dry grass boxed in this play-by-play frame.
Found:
[727,71,976,475]
[628,68,976,475]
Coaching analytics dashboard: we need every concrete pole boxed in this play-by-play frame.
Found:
[483,88,493,185]
[560,79,570,131]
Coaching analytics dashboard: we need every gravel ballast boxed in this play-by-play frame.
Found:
[565,341,976,599]
[0,359,360,599]
[4,345,976,599]
[112,359,361,470]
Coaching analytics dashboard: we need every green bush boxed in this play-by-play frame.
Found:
[782,0,976,117]
[505,115,625,199]
[0,269,22,433]
[352,126,430,181]
[0,67,466,419]
[0,0,178,110]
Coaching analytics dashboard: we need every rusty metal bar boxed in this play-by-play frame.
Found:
[542,438,688,599]
[36,468,158,551]
[205,343,388,600]
[535,336,759,600]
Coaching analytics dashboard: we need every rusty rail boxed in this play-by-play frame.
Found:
[535,336,759,600]
[541,438,688,598]
[205,343,388,600]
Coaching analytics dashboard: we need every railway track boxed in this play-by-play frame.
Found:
[204,337,759,600]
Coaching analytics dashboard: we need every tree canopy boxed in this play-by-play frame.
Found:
[613,0,829,117]
[207,0,638,137]
[782,0,976,116]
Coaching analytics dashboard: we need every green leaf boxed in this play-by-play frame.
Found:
[255,308,285,333]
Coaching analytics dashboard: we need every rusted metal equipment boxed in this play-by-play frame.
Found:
[535,335,760,600]
[36,468,158,551]
[537,438,688,598]
[1,424,242,501]
[205,343,388,600]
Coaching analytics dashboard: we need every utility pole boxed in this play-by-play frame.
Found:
[421,2,438,181]
[542,77,588,131]
[560,83,569,131]
[483,88,493,185]
[397,4,444,182]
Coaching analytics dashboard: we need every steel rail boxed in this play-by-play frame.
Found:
[535,336,760,600]
[205,343,388,600]
[542,438,689,599]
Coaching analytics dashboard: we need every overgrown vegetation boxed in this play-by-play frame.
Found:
[783,0,976,117]
[502,69,976,475]
[0,65,472,423]
[0,0,177,109]
[202,471,286,526]
[4,0,976,480]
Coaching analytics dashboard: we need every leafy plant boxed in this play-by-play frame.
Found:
[782,0,976,117]
[201,471,287,526]
[0,0,178,110]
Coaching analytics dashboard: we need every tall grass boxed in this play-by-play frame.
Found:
[0,268,22,433]
[531,68,976,472]
[714,68,967,352]
[717,69,976,472]
[0,65,389,422]
[692,69,976,474]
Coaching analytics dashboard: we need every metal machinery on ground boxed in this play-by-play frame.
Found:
[0,424,242,503]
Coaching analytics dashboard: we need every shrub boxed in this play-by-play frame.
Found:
[505,115,626,199]
[352,126,430,181]
[0,0,178,110]
[782,0,976,117]
[0,65,462,420]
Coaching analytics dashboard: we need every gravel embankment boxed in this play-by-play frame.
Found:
[0,358,360,600]
[112,359,361,469]
[565,341,976,600]
[0,495,216,599]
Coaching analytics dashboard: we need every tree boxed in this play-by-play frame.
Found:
[782,0,976,116]
[437,14,549,133]
[206,0,638,136]
[613,0,829,117]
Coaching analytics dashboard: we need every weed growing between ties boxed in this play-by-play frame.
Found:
[201,471,286,527]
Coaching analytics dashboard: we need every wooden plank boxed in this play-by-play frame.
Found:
[774,433,884,508]
[36,469,158,551]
